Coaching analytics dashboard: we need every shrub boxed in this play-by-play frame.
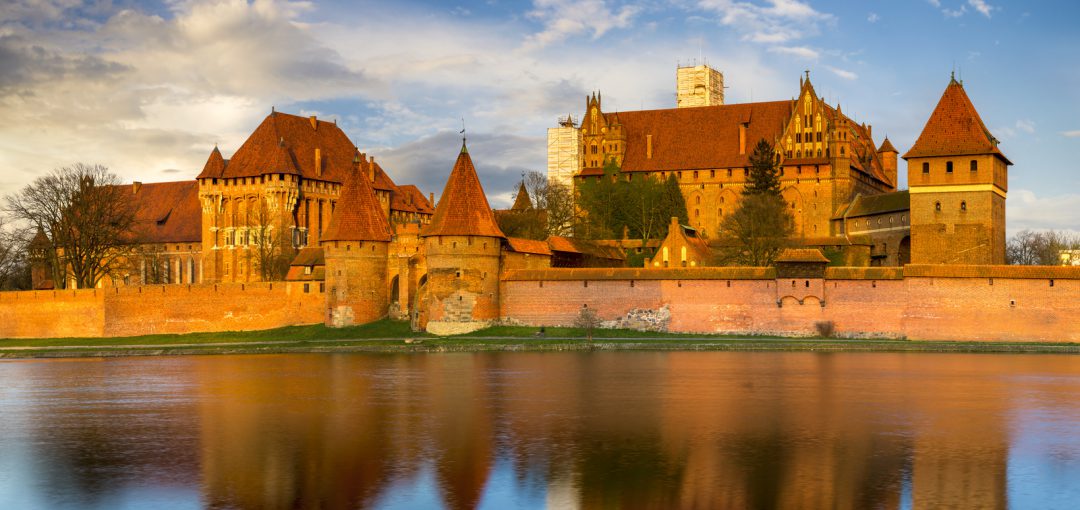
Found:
[814,321,836,338]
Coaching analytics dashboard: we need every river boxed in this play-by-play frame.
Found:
[1,351,1078,509]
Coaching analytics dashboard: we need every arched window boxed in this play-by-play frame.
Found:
[695,196,701,205]
[935,202,942,212]
[960,201,967,212]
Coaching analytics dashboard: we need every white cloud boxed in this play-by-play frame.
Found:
[1008,189,1080,234]
[769,45,819,60]
[968,0,994,18]
[943,7,966,18]
[927,0,941,6]
[1015,119,1035,134]
[826,65,857,80]
[1063,130,1080,138]
[697,0,833,49]
[867,13,879,23]
[523,0,640,50]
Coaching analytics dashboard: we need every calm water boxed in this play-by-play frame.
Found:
[1,352,1079,509]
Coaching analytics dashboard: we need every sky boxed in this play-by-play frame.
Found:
[1,0,1078,233]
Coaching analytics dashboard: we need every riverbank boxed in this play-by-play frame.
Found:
[2,320,1079,359]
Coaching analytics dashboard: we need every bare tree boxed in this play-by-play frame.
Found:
[0,217,27,290]
[5,164,138,288]
[251,198,295,281]
[1006,230,1079,265]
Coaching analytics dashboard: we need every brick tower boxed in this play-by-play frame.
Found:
[903,76,1011,264]
[418,142,506,334]
[321,168,393,327]
[28,227,54,290]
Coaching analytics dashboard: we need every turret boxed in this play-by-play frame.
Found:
[877,137,899,191]
[418,142,506,334]
[903,75,1011,264]
[321,168,394,327]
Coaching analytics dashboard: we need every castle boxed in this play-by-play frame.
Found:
[15,68,1073,342]
[549,66,1009,267]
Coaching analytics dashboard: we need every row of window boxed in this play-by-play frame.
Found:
[922,160,979,174]
[935,201,969,212]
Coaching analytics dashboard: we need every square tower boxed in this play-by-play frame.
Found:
[903,77,1011,265]
[676,64,724,108]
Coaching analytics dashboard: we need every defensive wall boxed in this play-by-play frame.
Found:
[500,265,1080,342]
[0,282,324,339]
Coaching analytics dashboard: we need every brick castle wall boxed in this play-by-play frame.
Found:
[501,266,1080,342]
[0,282,324,339]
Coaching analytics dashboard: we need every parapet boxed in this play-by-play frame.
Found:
[502,267,775,281]
[904,264,1080,279]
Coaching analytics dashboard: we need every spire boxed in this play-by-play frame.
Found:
[877,137,898,154]
[421,146,505,238]
[511,180,532,211]
[196,145,228,179]
[903,78,1011,164]
[321,168,393,242]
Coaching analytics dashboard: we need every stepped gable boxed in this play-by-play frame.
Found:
[903,78,1012,164]
[321,170,393,242]
[420,143,505,238]
[198,111,359,181]
[588,101,792,174]
[125,181,202,243]
[197,146,228,179]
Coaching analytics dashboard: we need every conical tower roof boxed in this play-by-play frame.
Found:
[877,137,898,153]
[196,146,227,179]
[321,168,393,242]
[421,143,505,238]
[510,181,532,211]
[903,77,1011,164]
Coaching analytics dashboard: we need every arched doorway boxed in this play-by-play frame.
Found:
[390,275,400,305]
[898,236,911,266]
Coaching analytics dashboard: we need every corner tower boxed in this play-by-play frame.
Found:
[418,142,506,334]
[321,169,393,327]
[903,76,1011,264]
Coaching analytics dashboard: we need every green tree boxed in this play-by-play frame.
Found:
[575,160,623,239]
[716,139,793,266]
[745,139,782,195]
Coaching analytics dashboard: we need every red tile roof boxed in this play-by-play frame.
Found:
[199,146,227,178]
[124,181,202,244]
[547,236,626,260]
[321,171,393,242]
[903,79,1011,164]
[505,237,552,255]
[877,137,897,153]
[392,184,434,215]
[511,182,532,211]
[775,248,830,263]
[420,144,505,238]
[197,111,360,181]
[609,101,792,172]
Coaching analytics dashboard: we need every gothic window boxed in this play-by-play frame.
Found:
[922,162,930,174]
[946,161,953,173]
[695,196,701,205]
[840,147,845,156]
[591,143,598,155]
[817,149,822,157]
[816,132,822,142]
[935,202,942,212]
[960,201,967,212]
[796,133,802,143]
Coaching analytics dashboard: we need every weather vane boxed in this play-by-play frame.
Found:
[460,118,466,144]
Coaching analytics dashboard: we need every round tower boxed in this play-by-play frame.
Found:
[321,168,393,327]
[418,142,506,335]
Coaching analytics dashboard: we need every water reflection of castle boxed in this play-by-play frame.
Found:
[183,353,1027,509]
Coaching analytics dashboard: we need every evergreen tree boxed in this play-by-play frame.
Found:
[660,174,689,229]
[744,139,782,196]
[716,138,794,266]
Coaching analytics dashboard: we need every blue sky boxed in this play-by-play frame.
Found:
[0,0,1077,232]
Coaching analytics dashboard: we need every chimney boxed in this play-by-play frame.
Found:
[430,192,436,207]
[739,123,747,155]
[132,181,142,194]
[309,115,317,130]
[368,156,376,183]
[867,124,872,138]
[315,148,322,177]
[646,134,653,159]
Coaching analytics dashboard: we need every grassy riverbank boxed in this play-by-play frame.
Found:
[2,320,1078,359]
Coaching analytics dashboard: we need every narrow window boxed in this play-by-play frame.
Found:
[960,201,967,212]
[970,160,978,172]
[935,202,941,212]
[946,161,953,173]
[922,162,929,174]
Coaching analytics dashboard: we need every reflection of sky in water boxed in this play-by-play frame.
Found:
[1008,375,1080,510]
[2,353,1080,509]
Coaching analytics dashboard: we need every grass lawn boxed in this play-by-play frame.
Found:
[2,320,1078,358]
